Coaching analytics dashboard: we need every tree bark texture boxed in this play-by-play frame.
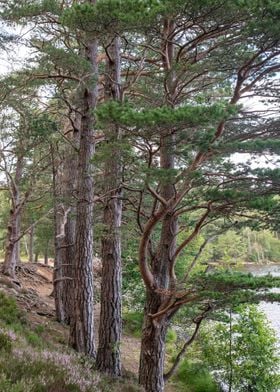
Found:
[139,131,177,392]
[96,37,123,376]
[139,290,169,392]
[53,121,79,324]
[2,155,24,278]
[69,32,98,356]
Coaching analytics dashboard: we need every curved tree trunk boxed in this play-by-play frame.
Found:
[96,37,123,376]
[139,197,177,391]
[139,19,178,391]
[69,30,98,356]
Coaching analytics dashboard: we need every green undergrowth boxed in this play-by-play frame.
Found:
[0,290,216,392]
[122,310,218,391]
[0,291,46,348]
[123,311,143,338]
[0,291,142,392]
[169,359,218,392]
[165,327,219,392]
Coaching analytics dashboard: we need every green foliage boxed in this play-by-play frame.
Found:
[123,312,143,338]
[0,292,22,326]
[96,101,235,129]
[188,270,280,309]
[199,226,280,265]
[166,329,177,344]
[201,305,280,391]
[122,221,146,311]
[36,43,92,78]
[0,294,138,392]
[25,331,44,348]
[175,228,208,279]
[2,0,61,21]
[34,324,45,335]
[228,139,280,154]
[29,113,57,139]
[0,332,12,353]
[174,359,218,392]
[195,269,280,288]
[207,230,247,265]
[62,0,164,35]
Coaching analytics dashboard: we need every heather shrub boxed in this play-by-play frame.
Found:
[0,292,22,326]
[0,331,12,353]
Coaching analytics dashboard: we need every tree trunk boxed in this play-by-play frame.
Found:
[2,155,23,278]
[23,235,28,257]
[28,225,34,263]
[96,37,123,376]
[53,112,80,324]
[34,252,39,263]
[52,142,65,321]
[44,242,49,265]
[139,19,178,391]
[62,212,76,323]
[69,31,98,356]
[139,291,169,392]
[2,211,21,277]
[139,163,177,391]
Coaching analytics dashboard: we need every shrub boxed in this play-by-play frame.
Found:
[123,312,143,337]
[34,324,45,335]
[0,332,12,353]
[176,359,218,392]
[201,305,280,392]
[166,329,177,344]
[25,331,43,347]
[0,292,22,326]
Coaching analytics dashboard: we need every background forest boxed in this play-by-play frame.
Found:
[0,1,279,392]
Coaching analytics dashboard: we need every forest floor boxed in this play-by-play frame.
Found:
[0,262,176,392]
